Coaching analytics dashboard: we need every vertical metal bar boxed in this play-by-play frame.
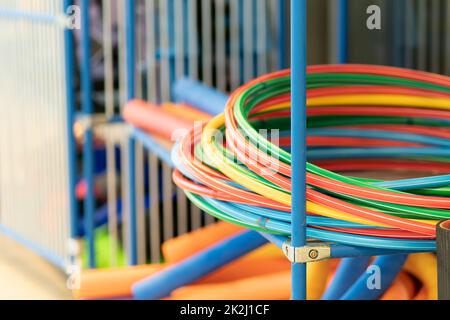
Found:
[127,136,138,265]
[256,0,268,76]
[135,142,147,264]
[106,140,119,266]
[190,203,202,231]
[290,0,307,300]
[160,0,171,100]
[277,0,287,69]
[337,0,347,64]
[102,0,115,119]
[267,0,278,71]
[63,0,79,246]
[174,0,185,78]
[430,0,441,73]
[416,0,427,70]
[126,0,137,265]
[135,1,144,99]
[437,220,450,300]
[162,162,174,241]
[168,0,175,96]
[215,0,227,91]
[230,0,241,90]
[117,0,128,109]
[201,0,213,86]
[81,0,96,269]
[120,139,130,264]
[176,188,188,235]
[243,0,254,81]
[145,0,158,102]
[104,0,119,266]
[126,0,136,100]
[392,0,405,67]
[149,153,161,262]
[327,0,337,64]
[404,0,415,68]
[188,0,199,80]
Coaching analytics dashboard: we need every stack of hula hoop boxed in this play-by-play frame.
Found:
[172,64,450,252]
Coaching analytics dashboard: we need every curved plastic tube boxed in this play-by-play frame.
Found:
[132,231,266,300]
[173,78,229,115]
[340,254,408,300]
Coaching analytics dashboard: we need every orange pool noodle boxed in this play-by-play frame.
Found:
[172,260,331,300]
[162,222,245,263]
[73,264,164,300]
[123,99,192,140]
[75,256,290,300]
[161,103,211,122]
[381,272,416,300]
[414,287,428,300]
[404,253,437,300]
[171,271,293,300]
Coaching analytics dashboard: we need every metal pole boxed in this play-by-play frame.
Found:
[337,0,347,64]
[126,0,137,265]
[437,220,450,300]
[290,0,307,300]
[63,0,79,246]
[126,0,136,100]
[127,136,138,265]
[81,0,96,268]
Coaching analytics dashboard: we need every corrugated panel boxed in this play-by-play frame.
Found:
[0,0,70,268]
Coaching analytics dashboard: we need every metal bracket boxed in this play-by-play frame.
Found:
[282,240,331,263]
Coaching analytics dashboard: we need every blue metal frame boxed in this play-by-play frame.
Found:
[81,0,96,269]
[127,136,138,265]
[63,0,79,243]
[0,225,66,269]
[290,0,308,300]
[126,0,138,266]
[337,0,348,64]
[0,1,78,270]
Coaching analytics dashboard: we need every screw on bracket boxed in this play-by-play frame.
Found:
[308,249,319,260]
[282,241,331,263]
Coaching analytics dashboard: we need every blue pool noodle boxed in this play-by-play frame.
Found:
[322,257,371,300]
[340,255,408,300]
[132,231,266,300]
[173,78,229,115]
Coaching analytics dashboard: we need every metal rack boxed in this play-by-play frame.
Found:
[0,0,448,300]
[59,0,450,277]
